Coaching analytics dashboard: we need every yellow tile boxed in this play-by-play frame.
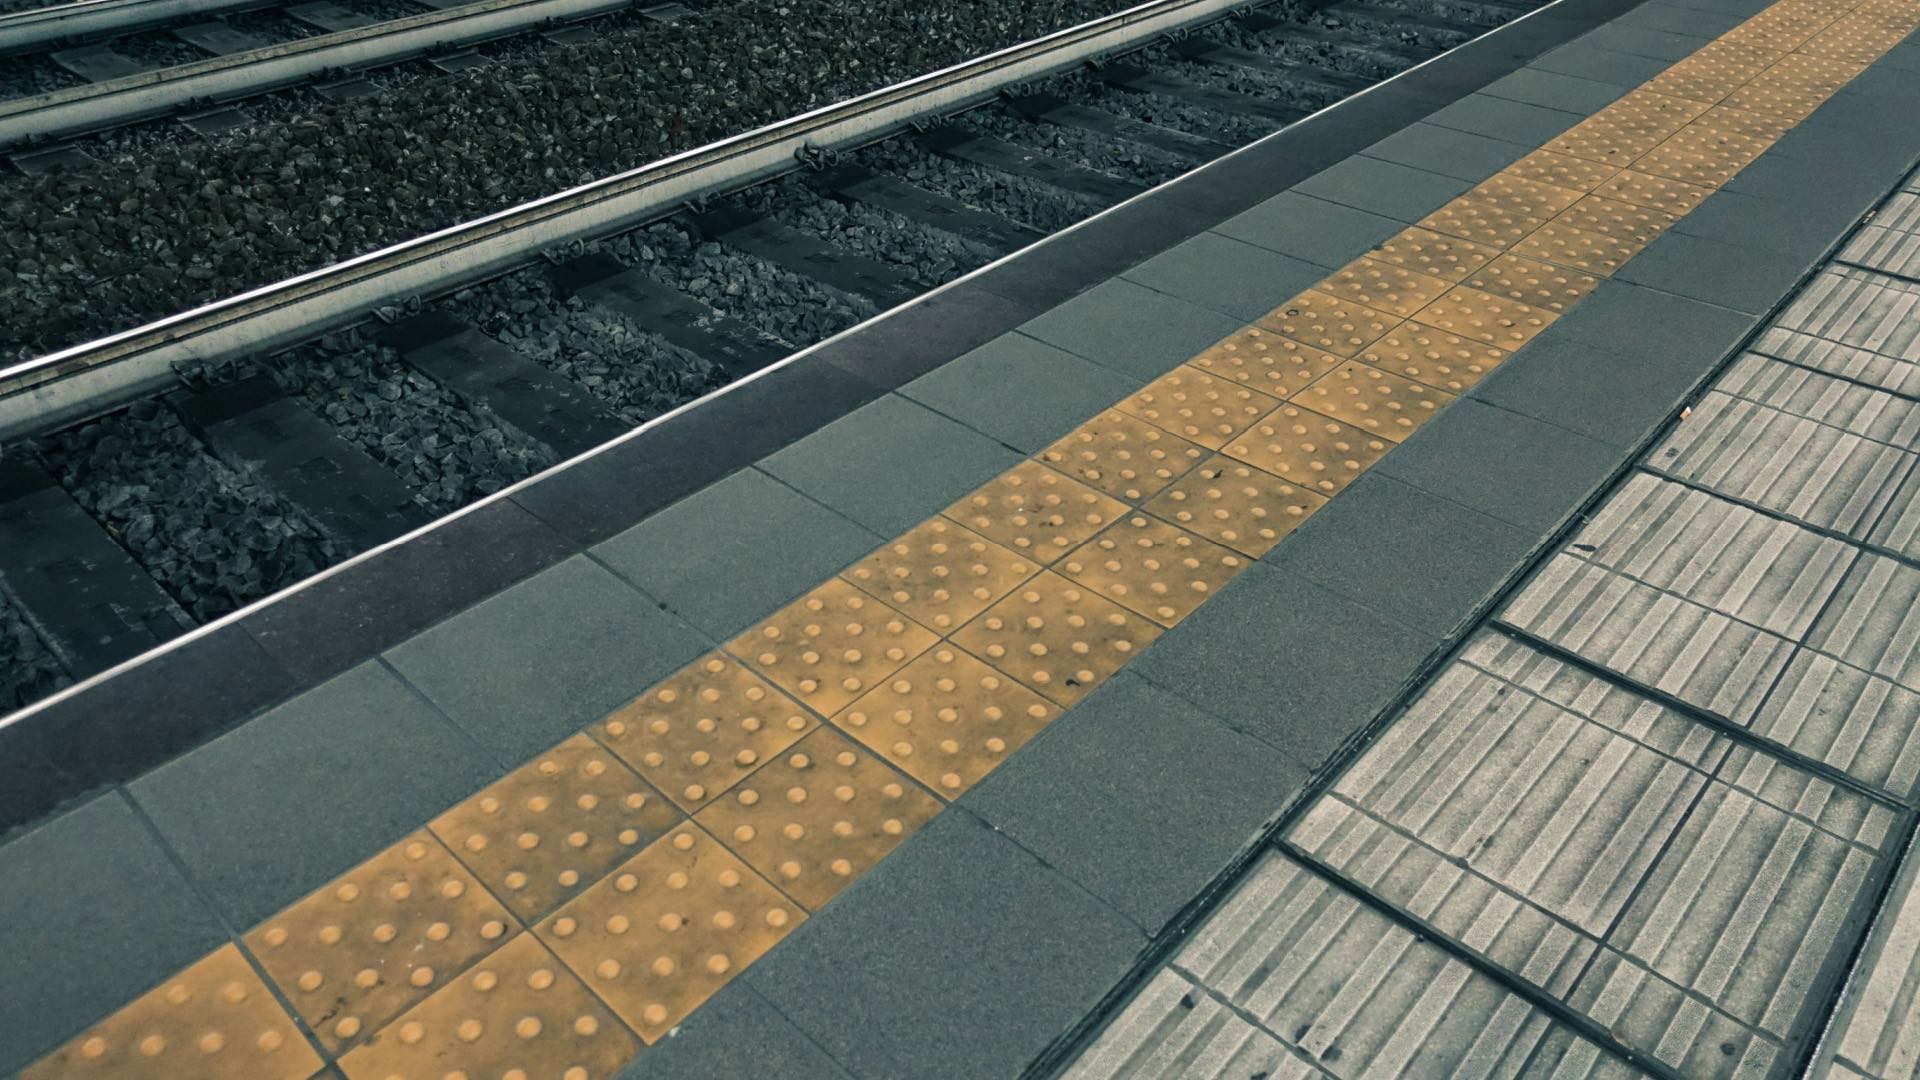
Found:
[1602,88,1717,130]
[1592,169,1716,215]
[432,735,682,921]
[1468,172,1587,219]
[835,643,1058,797]
[953,570,1163,707]
[1553,194,1679,246]
[1417,193,1550,248]
[1059,513,1250,627]
[729,579,937,717]
[841,516,1038,634]
[1222,402,1390,497]
[1413,286,1558,351]
[1143,455,1328,557]
[1633,123,1774,187]
[246,833,516,1055]
[1292,361,1454,443]
[1643,45,1777,102]
[1698,103,1795,139]
[336,934,637,1080]
[1461,253,1601,315]
[1317,257,1455,318]
[1501,149,1623,193]
[22,945,320,1080]
[1801,14,1915,62]
[536,826,800,1043]
[1545,116,1670,165]
[943,459,1131,563]
[694,727,940,909]
[1360,324,1510,394]
[1366,226,1504,282]
[1189,325,1346,397]
[1257,289,1399,358]
[1039,408,1208,502]
[595,654,816,813]
[1116,365,1284,448]
[1511,220,1646,277]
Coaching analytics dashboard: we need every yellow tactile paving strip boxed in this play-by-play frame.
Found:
[26,0,1920,1074]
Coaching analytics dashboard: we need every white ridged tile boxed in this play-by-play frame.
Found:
[1737,651,1920,801]
[1819,834,1920,1080]
[1062,969,1326,1080]
[1866,461,1920,559]
[1808,554,1920,692]
[1839,193,1920,280]
[1774,269,1920,363]
[1716,354,1920,447]
[1750,328,1920,399]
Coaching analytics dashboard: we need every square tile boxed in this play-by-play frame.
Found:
[0,795,230,1076]
[1469,331,1713,449]
[1118,365,1284,447]
[614,981,853,1079]
[1615,231,1815,314]
[1361,123,1531,184]
[1017,278,1245,382]
[729,579,937,717]
[1613,2,1747,39]
[744,811,1144,1080]
[1530,42,1677,87]
[839,516,1039,634]
[953,570,1164,707]
[1058,513,1252,627]
[1292,156,1475,223]
[943,460,1130,565]
[1292,359,1455,443]
[1212,191,1408,269]
[1577,22,1718,61]
[1377,397,1622,533]
[593,469,881,640]
[1547,279,1758,362]
[1038,409,1209,504]
[759,394,1024,536]
[1480,67,1633,115]
[1119,232,1329,322]
[386,556,710,764]
[900,333,1140,453]
[1143,454,1329,557]
[963,673,1306,934]
[1424,93,1590,146]
[129,662,502,927]
[1675,188,1866,263]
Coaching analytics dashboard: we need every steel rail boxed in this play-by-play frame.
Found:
[0,0,1247,440]
[0,0,261,54]
[0,0,635,145]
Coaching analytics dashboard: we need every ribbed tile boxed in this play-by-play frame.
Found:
[1867,461,1920,558]
[1651,393,1913,539]
[1808,554,1920,691]
[1061,969,1326,1080]
[1174,853,1637,1080]
[1568,473,1854,638]
[1838,192,1920,278]
[1500,553,1794,720]
[1714,353,1920,446]
[1821,835,1920,1080]
[1773,269,1920,363]
[1750,327,1920,399]
[1737,650,1920,801]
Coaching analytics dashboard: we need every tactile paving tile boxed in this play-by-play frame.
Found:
[693,727,939,908]
[1143,455,1328,557]
[1723,59,1862,118]
[1546,116,1668,165]
[1316,257,1453,318]
[1511,220,1645,276]
[1461,253,1601,314]
[1219,405,1390,497]
[1698,103,1795,140]
[1413,285,1556,351]
[1604,87,1718,131]
[1188,326,1346,397]
[953,570,1164,707]
[1293,360,1454,442]
[1256,289,1399,359]
[1801,13,1915,62]
[335,934,637,1080]
[1116,365,1284,448]
[1059,513,1249,627]
[834,643,1057,796]
[594,654,816,814]
[431,735,683,921]
[1039,409,1208,503]
[1365,226,1502,282]
[246,833,516,1054]
[1592,169,1715,215]
[1552,194,1679,246]
[1643,44,1778,103]
[943,459,1132,563]
[535,825,801,1042]
[1417,193,1550,248]
[1634,123,1775,187]
[1502,149,1623,193]
[1059,968,1307,1080]
[22,945,320,1080]
[1468,172,1587,220]
[728,578,938,717]
[840,515,1038,633]
[1359,323,1510,393]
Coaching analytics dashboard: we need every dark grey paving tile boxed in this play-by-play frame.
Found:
[384,555,709,763]
[1292,155,1474,223]
[130,661,500,927]
[900,333,1141,452]
[1130,564,1440,769]
[1573,21,1713,61]
[1376,397,1623,534]
[1421,92,1587,146]
[1528,41,1675,86]
[592,469,881,640]
[1360,122,1530,184]
[1119,232,1328,322]
[1829,60,1920,112]
[1262,473,1536,639]
[1017,278,1243,383]
[758,394,1024,535]
[1674,188,1865,265]
[1611,1,1745,37]
[1720,151,1895,222]
[0,794,231,1075]
[746,810,1145,1080]
[817,284,1044,390]
[618,981,852,1080]
[1470,331,1705,450]
[1210,190,1406,270]
[962,673,1305,936]
[1615,231,1814,315]
[1546,279,1759,367]
[1477,66,1631,115]
[1764,110,1920,190]
[1654,0,1773,17]
[973,192,1224,312]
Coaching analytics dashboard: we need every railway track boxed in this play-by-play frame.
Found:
[0,0,1545,717]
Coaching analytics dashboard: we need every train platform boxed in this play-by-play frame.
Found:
[3,0,1920,1074]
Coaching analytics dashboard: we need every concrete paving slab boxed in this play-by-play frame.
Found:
[1210,191,1407,269]
[129,661,500,927]
[1610,0,1746,36]
[1616,230,1814,314]
[1807,554,1920,693]
[1376,396,1621,533]
[1868,462,1920,559]
[1061,969,1319,1080]
[1573,20,1714,60]
[1478,67,1632,115]
[616,981,853,1080]
[1738,650,1920,802]
[1291,155,1476,223]
[385,555,709,764]
[1119,232,1329,322]
[1468,331,1706,449]
[1360,122,1532,183]
[901,332,1141,452]
[1017,278,1244,383]
[758,393,1025,536]
[1528,41,1676,86]
[1544,279,1760,370]
[1422,92,1589,146]
[592,468,883,640]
